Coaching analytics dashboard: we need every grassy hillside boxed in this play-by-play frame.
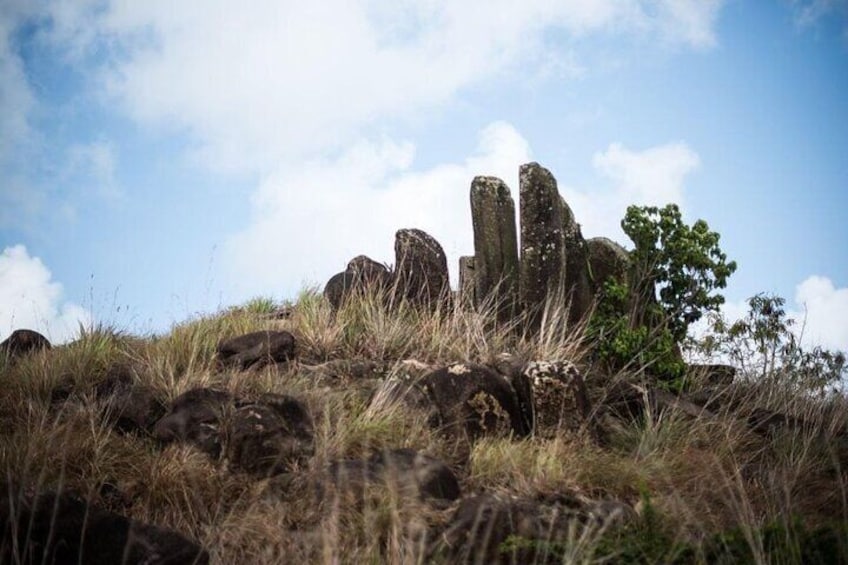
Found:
[1,289,846,564]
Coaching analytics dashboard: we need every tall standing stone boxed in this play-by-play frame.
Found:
[458,256,476,307]
[519,163,566,329]
[394,228,451,309]
[561,197,594,324]
[470,176,519,319]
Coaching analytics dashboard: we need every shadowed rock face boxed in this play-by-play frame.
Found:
[519,163,566,332]
[226,394,315,477]
[470,176,519,320]
[586,237,630,293]
[394,228,451,310]
[325,448,460,505]
[324,255,393,311]
[561,198,594,324]
[0,329,51,359]
[522,360,592,437]
[430,492,633,564]
[419,363,533,440]
[154,389,315,477]
[0,486,209,565]
[153,388,233,458]
[217,330,296,370]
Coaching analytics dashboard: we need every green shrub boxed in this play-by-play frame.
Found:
[589,204,736,389]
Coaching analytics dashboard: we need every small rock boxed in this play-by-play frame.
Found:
[226,393,315,477]
[0,485,208,565]
[153,388,233,458]
[217,330,296,370]
[0,329,51,360]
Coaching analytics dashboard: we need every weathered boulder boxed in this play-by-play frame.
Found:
[226,393,315,477]
[153,388,233,458]
[217,330,296,370]
[561,198,594,324]
[394,228,451,309]
[0,485,208,565]
[519,163,566,331]
[104,384,166,435]
[346,255,392,289]
[470,176,519,319]
[430,492,632,564]
[325,448,460,505]
[522,360,592,437]
[323,270,356,310]
[419,363,533,440]
[0,329,51,359]
[586,237,630,293]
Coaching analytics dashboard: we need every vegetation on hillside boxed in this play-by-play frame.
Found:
[1,204,846,564]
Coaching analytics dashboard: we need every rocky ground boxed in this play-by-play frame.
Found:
[1,289,847,564]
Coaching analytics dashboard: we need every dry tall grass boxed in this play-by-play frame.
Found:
[1,288,846,563]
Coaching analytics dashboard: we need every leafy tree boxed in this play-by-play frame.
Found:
[694,293,846,395]
[590,204,737,387]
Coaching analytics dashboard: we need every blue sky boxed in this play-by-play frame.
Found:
[1,0,846,353]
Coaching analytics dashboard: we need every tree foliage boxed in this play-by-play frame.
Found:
[694,293,846,395]
[590,204,736,387]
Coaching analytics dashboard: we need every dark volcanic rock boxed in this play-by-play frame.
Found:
[586,237,630,294]
[346,255,392,289]
[430,492,632,564]
[420,363,533,440]
[0,485,208,565]
[470,176,519,319]
[153,388,233,458]
[324,270,356,310]
[226,393,315,477]
[324,255,393,311]
[561,198,594,324]
[325,448,460,504]
[0,329,51,359]
[217,330,296,370]
[394,228,451,309]
[519,163,566,331]
[522,360,592,437]
[105,384,166,435]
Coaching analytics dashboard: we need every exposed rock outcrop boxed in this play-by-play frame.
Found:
[394,228,451,310]
[217,330,296,370]
[324,448,460,505]
[430,492,633,564]
[226,393,315,476]
[587,237,630,293]
[561,198,594,324]
[0,329,51,360]
[0,485,209,565]
[519,163,566,331]
[470,176,519,319]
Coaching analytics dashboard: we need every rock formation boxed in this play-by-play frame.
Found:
[470,176,519,319]
[518,163,567,331]
[394,228,451,309]
[217,330,296,370]
[0,485,208,564]
[0,329,51,359]
[587,236,630,294]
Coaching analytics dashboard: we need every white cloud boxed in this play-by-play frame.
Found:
[26,0,725,176]
[791,275,848,352]
[222,121,531,298]
[689,276,848,362]
[0,245,91,344]
[562,141,701,242]
[0,5,37,165]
